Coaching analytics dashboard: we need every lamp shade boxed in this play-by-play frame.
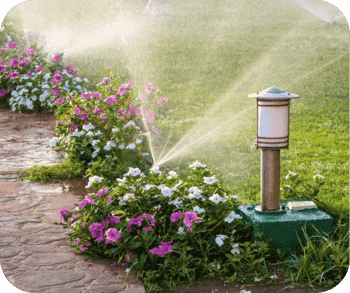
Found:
[248,86,300,149]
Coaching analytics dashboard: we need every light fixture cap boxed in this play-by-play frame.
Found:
[248,86,300,99]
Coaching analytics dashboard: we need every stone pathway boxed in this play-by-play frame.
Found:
[0,179,147,293]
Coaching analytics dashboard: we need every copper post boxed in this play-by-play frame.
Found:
[261,149,280,211]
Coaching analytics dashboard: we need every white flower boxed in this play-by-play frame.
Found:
[161,187,173,197]
[175,180,183,188]
[158,184,166,190]
[224,211,242,223]
[95,130,103,135]
[126,143,136,150]
[123,193,136,202]
[119,144,125,149]
[31,95,37,101]
[169,199,183,208]
[26,82,32,87]
[313,174,324,180]
[188,186,202,195]
[143,184,156,191]
[193,206,205,214]
[141,132,150,136]
[285,171,297,180]
[11,90,18,97]
[117,177,128,185]
[142,152,149,156]
[239,290,251,293]
[92,139,100,146]
[104,145,111,151]
[135,126,141,130]
[75,77,82,82]
[254,277,261,282]
[83,122,95,131]
[87,131,94,136]
[83,77,89,83]
[125,121,135,128]
[42,84,50,89]
[231,243,240,254]
[209,194,226,204]
[189,160,206,169]
[85,175,104,188]
[271,275,277,279]
[203,175,219,185]
[150,165,162,175]
[215,235,228,246]
[0,27,4,32]
[167,171,177,179]
[72,131,85,137]
[49,137,60,147]
[135,139,143,144]
[112,127,119,132]
[128,167,142,176]
[177,227,185,235]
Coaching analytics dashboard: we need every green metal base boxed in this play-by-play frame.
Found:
[235,198,334,255]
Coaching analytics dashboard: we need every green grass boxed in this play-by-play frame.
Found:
[7,0,349,289]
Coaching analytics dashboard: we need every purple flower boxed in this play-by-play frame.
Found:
[107,215,120,224]
[60,209,69,216]
[170,211,182,222]
[100,114,107,120]
[79,113,89,120]
[105,228,122,244]
[101,219,110,228]
[55,74,62,82]
[93,108,102,115]
[54,98,64,105]
[79,201,87,209]
[8,42,16,48]
[96,188,108,197]
[79,245,87,251]
[135,108,142,116]
[66,97,71,102]
[102,77,111,84]
[52,88,60,96]
[183,211,199,228]
[82,222,86,227]
[74,108,81,115]
[70,124,79,131]
[118,109,127,116]
[157,98,168,106]
[107,196,113,203]
[73,238,81,245]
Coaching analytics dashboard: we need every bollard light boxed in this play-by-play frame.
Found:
[235,86,333,255]
[248,86,300,212]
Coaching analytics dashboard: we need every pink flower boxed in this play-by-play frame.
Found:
[107,196,113,203]
[135,108,142,116]
[52,53,61,62]
[151,126,159,134]
[105,96,117,105]
[56,121,63,126]
[8,42,16,48]
[105,228,122,244]
[142,93,148,99]
[157,98,168,106]
[118,87,126,96]
[94,108,102,115]
[157,89,162,93]
[26,49,35,56]
[128,108,134,115]
[74,108,81,115]
[106,66,111,69]
[100,114,108,120]
[102,77,111,84]
[79,113,89,120]
[80,245,87,251]
[125,81,133,88]
[82,222,86,227]
[70,124,79,131]
[93,92,101,98]
[82,92,91,99]
[55,74,62,82]
[66,97,71,102]
[118,109,127,115]
[145,83,154,92]
[146,110,155,118]
[145,117,153,124]
[107,215,120,224]
[27,71,31,77]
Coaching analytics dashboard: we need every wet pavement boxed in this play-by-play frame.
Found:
[0,104,147,293]
[0,104,67,174]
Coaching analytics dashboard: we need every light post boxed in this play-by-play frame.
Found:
[248,86,299,212]
[234,86,333,255]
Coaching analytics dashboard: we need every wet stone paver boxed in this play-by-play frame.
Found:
[0,182,147,293]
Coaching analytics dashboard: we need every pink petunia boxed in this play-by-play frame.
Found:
[52,53,61,62]
[145,83,154,92]
[82,92,91,99]
[54,98,64,105]
[105,96,117,105]
[157,98,168,106]
[118,87,126,96]
[93,108,102,115]
[93,92,101,98]
[74,108,81,115]
[26,49,35,56]
[135,108,142,116]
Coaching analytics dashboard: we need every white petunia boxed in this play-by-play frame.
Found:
[230,243,240,254]
[112,127,119,132]
[142,152,149,156]
[85,175,104,188]
[104,145,111,151]
[95,130,103,135]
[313,174,324,180]
[26,82,32,87]
[224,211,242,223]
[92,140,100,146]
[192,206,205,214]
[128,167,142,176]
[117,177,128,185]
[158,184,166,190]
[285,171,297,180]
[141,132,150,136]
[150,165,162,175]
[126,143,136,150]
[119,144,125,149]
[203,175,219,185]
[135,139,143,144]
[75,77,82,82]
[215,235,228,246]
[125,121,135,128]
[86,131,94,136]
[82,122,95,131]
[143,184,156,191]
[169,199,183,208]
[209,194,226,204]
[189,160,206,169]
[123,193,136,202]
[161,187,172,197]
[83,77,89,83]
[167,171,177,179]
[49,137,60,147]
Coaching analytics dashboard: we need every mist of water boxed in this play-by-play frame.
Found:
[6,0,348,177]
